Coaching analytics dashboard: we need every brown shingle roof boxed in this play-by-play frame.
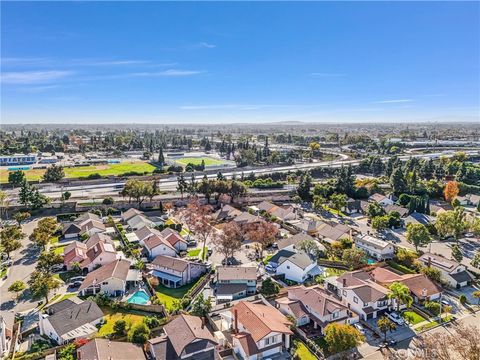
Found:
[77,338,146,360]
[288,285,349,318]
[150,255,189,272]
[79,259,130,291]
[232,301,292,342]
[217,266,257,281]
[163,314,216,357]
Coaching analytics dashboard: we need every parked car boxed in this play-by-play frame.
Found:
[441,299,450,307]
[69,276,85,283]
[264,264,275,273]
[1,259,13,267]
[387,312,404,325]
[354,323,365,335]
[464,233,474,238]
[68,281,82,289]
[50,264,64,272]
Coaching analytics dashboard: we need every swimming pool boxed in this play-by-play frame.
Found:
[8,166,31,171]
[367,259,377,265]
[127,290,150,305]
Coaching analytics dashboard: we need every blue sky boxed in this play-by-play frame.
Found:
[1,1,479,124]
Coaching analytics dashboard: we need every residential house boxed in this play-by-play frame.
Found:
[78,259,140,296]
[39,298,103,344]
[62,223,82,239]
[368,193,394,206]
[0,311,15,359]
[354,234,395,260]
[382,204,409,218]
[371,267,442,302]
[143,234,177,259]
[457,194,480,207]
[214,204,242,222]
[288,219,325,236]
[80,219,106,237]
[63,234,117,273]
[316,222,353,245]
[418,253,473,288]
[404,212,435,227]
[77,338,146,360]
[135,226,162,245]
[226,301,292,360]
[149,255,207,288]
[268,250,322,283]
[62,213,102,240]
[215,266,258,302]
[344,198,369,215]
[275,233,326,254]
[325,271,392,320]
[276,285,358,336]
[127,215,155,231]
[159,228,188,252]
[121,208,144,223]
[233,212,262,226]
[148,314,217,360]
[256,201,296,222]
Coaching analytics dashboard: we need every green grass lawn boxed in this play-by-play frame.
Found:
[175,157,225,166]
[187,246,208,260]
[402,311,426,325]
[97,307,146,337]
[53,270,79,283]
[417,320,439,332]
[155,282,197,311]
[263,254,273,265]
[293,340,317,360]
[0,161,156,183]
[53,245,66,255]
[50,236,59,245]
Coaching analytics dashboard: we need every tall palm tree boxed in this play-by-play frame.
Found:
[388,282,413,312]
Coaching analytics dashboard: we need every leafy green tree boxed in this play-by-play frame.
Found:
[329,193,348,211]
[8,170,25,187]
[435,207,467,241]
[388,282,413,311]
[8,280,25,300]
[390,167,407,195]
[43,164,65,183]
[406,223,431,252]
[190,293,212,318]
[342,248,368,269]
[113,319,127,336]
[421,266,442,283]
[13,211,30,224]
[176,174,188,199]
[324,323,364,353]
[472,291,480,305]
[0,225,24,258]
[451,244,463,263]
[57,343,75,360]
[367,202,385,218]
[377,316,396,342]
[471,251,480,269]
[259,278,280,297]
[335,165,355,197]
[128,323,151,344]
[298,238,320,258]
[37,250,63,273]
[297,172,313,202]
[28,270,60,303]
[371,216,390,232]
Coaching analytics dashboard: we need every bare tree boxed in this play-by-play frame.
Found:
[213,221,243,263]
[244,220,278,259]
[183,199,215,261]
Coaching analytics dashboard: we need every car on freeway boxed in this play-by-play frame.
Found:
[387,312,404,325]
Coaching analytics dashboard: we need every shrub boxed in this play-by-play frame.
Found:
[113,319,127,336]
[143,316,161,329]
[128,323,151,344]
[459,294,468,305]
[425,301,441,315]
[103,197,114,205]
[86,173,102,179]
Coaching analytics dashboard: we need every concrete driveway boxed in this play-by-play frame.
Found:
[366,318,416,343]
[449,286,480,306]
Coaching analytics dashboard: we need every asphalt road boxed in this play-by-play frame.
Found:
[4,150,478,204]
[0,220,41,313]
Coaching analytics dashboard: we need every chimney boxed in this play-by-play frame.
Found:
[428,257,432,268]
[234,309,238,334]
[342,278,347,288]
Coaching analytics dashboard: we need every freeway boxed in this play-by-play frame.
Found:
[4,149,479,203]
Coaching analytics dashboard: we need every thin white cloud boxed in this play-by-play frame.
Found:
[198,42,216,48]
[17,85,61,93]
[373,99,413,104]
[310,72,346,77]
[1,70,73,84]
[129,69,204,77]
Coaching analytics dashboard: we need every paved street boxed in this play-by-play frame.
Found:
[0,220,41,312]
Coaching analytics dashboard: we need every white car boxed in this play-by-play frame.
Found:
[387,312,404,325]
[264,264,275,273]
[354,323,365,335]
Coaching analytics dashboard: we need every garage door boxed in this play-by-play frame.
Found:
[377,309,387,316]
[366,313,374,320]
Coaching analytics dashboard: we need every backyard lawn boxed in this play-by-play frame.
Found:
[155,281,197,311]
[53,270,78,283]
[53,245,65,255]
[293,340,317,360]
[402,311,426,325]
[187,246,208,260]
[175,157,225,166]
[97,307,146,337]
[0,161,156,183]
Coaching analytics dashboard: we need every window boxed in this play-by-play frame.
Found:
[364,302,368,307]
[265,337,270,345]
[332,311,339,319]
[353,296,358,304]
[286,265,290,269]
[102,282,108,285]
[342,290,347,296]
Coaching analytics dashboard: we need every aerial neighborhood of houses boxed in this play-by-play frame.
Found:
[1,128,480,360]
